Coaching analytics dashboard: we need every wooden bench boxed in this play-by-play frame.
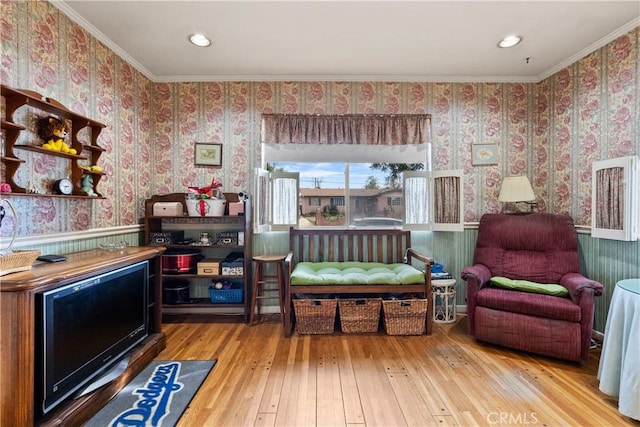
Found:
[284,227,433,337]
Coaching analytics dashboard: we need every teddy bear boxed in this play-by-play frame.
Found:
[38,116,77,155]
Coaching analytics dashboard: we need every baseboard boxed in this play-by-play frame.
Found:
[257,305,282,314]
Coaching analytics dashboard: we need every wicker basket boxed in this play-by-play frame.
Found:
[0,249,41,277]
[293,299,337,334]
[382,299,428,335]
[338,298,382,333]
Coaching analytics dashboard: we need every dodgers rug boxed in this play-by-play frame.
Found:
[86,360,216,427]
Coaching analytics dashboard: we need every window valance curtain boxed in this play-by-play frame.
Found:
[261,114,431,145]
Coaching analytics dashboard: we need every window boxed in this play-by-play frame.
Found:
[257,113,462,232]
[591,155,639,241]
[258,162,406,229]
[255,170,299,233]
[388,197,403,206]
[255,156,463,232]
[330,197,345,206]
[402,170,463,231]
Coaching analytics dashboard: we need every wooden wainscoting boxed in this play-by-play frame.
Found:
[157,314,632,427]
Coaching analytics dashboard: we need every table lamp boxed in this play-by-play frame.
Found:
[498,176,537,212]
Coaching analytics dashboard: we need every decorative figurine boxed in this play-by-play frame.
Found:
[81,175,97,197]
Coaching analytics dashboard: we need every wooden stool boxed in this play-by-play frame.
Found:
[250,254,287,325]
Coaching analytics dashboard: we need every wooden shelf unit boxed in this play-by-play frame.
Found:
[144,193,253,322]
[1,84,106,198]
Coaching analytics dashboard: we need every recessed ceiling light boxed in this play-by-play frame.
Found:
[497,35,523,48]
[188,33,211,47]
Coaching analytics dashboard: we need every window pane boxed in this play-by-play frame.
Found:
[349,163,402,228]
[404,174,428,225]
[434,175,460,224]
[592,156,639,241]
[280,162,346,227]
[268,161,424,229]
[272,173,299,228]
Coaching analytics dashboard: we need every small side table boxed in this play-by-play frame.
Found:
[432,278,457,323]
[597,278,640,421]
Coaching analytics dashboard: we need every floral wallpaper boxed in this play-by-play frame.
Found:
[0,0,638,238]
[1,0,153,236]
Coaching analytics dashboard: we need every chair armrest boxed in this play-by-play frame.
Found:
[461,264,491,335]
[461,264,492,289]
[560,272,604,304]
[405,248,433,267]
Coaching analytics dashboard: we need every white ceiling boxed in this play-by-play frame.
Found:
[55,0,640,83]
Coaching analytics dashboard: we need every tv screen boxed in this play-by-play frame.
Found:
[35,261,149,416]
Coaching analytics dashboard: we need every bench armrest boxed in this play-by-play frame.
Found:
[284,251,293,265]
[405,248,433,268]
[284,252,294,274]
[283,252,295,337]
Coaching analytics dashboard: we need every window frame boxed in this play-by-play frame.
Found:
[255,168,300,233]
[402,170,464,232]
[591,155,639,241]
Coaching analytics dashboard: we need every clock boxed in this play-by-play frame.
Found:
[54,178,73,195]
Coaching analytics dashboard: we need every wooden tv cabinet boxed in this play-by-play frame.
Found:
[0,246,166,426]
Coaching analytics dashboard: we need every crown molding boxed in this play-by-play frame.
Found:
[51,0,157,81]
[537,17,640,82]
[153,74,540,83]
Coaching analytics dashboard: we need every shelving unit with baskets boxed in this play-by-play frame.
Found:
[143,193,252,322]
[1,84,106,198]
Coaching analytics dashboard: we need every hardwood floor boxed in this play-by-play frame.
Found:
[157,314,635,427]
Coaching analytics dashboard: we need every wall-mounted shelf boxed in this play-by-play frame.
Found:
[1,84,106,198]
[13,144,88,160]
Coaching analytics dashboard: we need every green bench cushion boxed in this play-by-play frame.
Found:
[290,261,425,286]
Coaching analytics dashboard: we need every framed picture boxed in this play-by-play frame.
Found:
[194,143,222,167]
[472,144,498,166]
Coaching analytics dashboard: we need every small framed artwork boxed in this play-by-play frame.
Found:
[194,143,222,167]
[472,144,498,166]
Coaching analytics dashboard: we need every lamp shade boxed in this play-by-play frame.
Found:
[498,176,536,202]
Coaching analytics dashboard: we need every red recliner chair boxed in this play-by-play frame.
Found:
[461,213,603,361]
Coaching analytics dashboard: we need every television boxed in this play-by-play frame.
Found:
[35,261,149,416]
